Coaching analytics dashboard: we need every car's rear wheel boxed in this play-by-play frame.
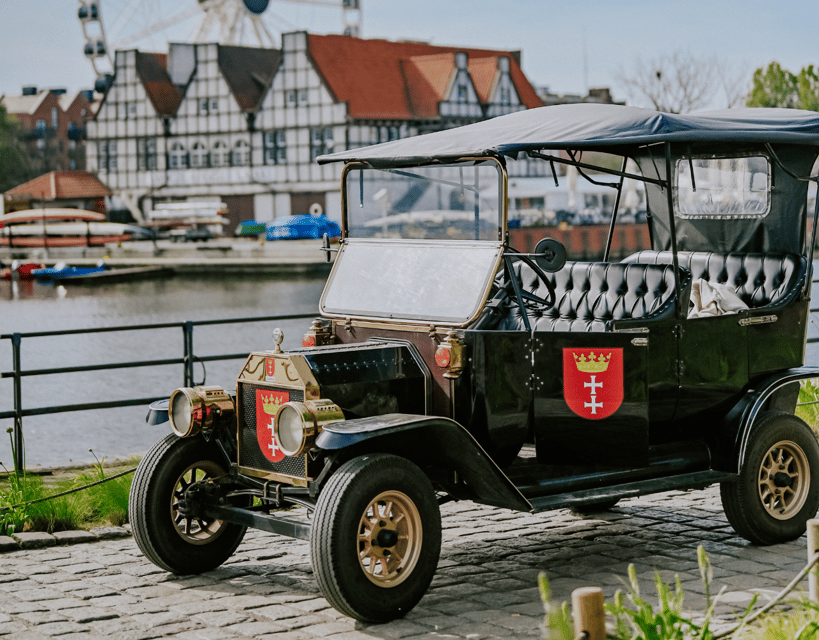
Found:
[129,433,246,574]
[721,411,819,545]
[310,454,441,623]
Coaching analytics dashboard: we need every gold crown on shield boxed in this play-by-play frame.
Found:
[573,351,611,373]
[262,393,283,415]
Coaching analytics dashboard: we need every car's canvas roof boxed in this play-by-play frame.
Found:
[318,104,819,167]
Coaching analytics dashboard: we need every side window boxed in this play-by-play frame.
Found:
[676,156,771,218]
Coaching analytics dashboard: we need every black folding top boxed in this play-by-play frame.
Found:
[318,103,819,167]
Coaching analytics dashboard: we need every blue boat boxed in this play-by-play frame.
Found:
[33,262,107,281]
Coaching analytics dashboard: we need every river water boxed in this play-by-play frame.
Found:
[0,272,328,468]
[2,269,819,468]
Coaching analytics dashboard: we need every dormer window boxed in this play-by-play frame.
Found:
[455,52,467,69]
[457,84,468,102]
[499,56,510,72]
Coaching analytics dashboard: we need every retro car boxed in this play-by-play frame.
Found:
[130,103,819,623]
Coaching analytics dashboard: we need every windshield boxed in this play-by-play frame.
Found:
[320,239,503,325]
[343,160,504,241]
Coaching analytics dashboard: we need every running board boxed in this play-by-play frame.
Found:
[528,470,736,513]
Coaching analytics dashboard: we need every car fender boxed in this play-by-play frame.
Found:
[712,366,819,473]
[315,413,532,512]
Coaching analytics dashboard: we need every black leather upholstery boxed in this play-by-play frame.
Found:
[623,251,805,309]
[497,261,682,332]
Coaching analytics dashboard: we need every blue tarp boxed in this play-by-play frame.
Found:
[266,215,341,240]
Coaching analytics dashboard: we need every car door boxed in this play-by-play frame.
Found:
[531,332,650,467]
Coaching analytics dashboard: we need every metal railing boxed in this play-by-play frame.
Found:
[0,312,315,471]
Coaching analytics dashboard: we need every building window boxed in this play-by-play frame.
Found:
[190,142,208,168]
[36,120,46,131]
[457,83,468,102]
[286,90,296,105]
[98,140,117,172]
[232,139,250,166]
[169,142,188,169]
[198,99,210,115]
[264,130,286,164]
[137,138,157,170]
[51,107,58,128]
[298,89,308,104]
[211,99,218,112]
[211,140,229,167]
[310,127,333,161]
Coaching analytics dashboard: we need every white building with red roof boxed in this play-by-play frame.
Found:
[87,32,543,230]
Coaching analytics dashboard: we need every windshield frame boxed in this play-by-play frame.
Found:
[339,155,508,242]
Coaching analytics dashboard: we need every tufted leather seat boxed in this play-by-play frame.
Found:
[496,261,683,332]
[622,251,805,309]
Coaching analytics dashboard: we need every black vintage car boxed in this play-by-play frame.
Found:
[130,103,819,623]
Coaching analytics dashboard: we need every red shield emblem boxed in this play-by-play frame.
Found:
[265,358,275,381]
[563,348,623,420]
[255,389,289,462]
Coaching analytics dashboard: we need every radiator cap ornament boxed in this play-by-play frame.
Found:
[272,328,284,354]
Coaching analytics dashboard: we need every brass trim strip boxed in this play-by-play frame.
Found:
[238,466,310,487]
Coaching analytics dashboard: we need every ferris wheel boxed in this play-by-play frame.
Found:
[78,0,362,92]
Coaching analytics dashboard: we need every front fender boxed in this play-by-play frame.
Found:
[316,413,531,512]
[711,366,819,473]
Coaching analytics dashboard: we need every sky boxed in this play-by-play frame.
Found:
[0,0,817,109]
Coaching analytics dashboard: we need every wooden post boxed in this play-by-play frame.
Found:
[572,586,605,640]
[808,519,819,603]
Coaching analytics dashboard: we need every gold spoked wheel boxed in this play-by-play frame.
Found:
[758,440,810,521]
[357,490,423,587]
[171,460,227,544]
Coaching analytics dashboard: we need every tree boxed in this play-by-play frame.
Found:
[747,62,819,110]
[0,105,36,193]
[617,50,721,113]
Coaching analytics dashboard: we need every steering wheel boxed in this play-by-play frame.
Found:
[509,254,557,311]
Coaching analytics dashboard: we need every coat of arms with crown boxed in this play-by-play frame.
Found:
[255,388,289,462]
[563,348,623,420]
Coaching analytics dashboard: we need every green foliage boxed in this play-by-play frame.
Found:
[0,104,37,192]
[540,547,763,640]
[796,378,819,430]
[539,573,575,640]
[0,472,28,536]
[747,62,819,111]
[737,600,819,639]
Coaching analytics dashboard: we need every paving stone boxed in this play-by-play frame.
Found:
[191,610,252,627]
[58,606,120,623]
[88,527,130,540]
[10,533,56,550]
[0,537,19,553]
[52,531,97,546]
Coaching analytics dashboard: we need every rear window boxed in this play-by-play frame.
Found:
[675,155,770,219]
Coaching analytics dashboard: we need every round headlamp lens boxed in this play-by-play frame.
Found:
[276,404,305,455]
[169,390,193,436]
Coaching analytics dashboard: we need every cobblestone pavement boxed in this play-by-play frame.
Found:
[0,486,813,640]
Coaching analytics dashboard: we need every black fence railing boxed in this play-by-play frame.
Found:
[0,312,315,471]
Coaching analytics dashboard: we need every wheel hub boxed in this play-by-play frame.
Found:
[171,460,228,545]
[357,490,423,587]
[758,440,810,520]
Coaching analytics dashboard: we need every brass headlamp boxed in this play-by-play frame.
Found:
[169,385,235,438]
[274,399,344,456]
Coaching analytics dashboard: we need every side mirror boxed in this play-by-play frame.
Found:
[534,238,567,273]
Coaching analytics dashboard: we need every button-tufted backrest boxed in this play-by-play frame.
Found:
[622,251,804,309]
[497,261,681,332]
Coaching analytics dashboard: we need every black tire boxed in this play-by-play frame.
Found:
[310,454,442,623]
[720,411,819,545]
[129,433,247,574]
[570,498,620,515]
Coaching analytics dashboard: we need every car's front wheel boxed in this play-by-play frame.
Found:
[129,433,247,574]
[310,454,442,623]
[721,411,819,545]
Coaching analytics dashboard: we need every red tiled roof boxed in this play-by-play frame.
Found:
[218,46,281,112]
[467,56,498,104]
[307,34,541,120]
[5,171,111,199]
[402,53,456,118]
[135,52,182,116]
